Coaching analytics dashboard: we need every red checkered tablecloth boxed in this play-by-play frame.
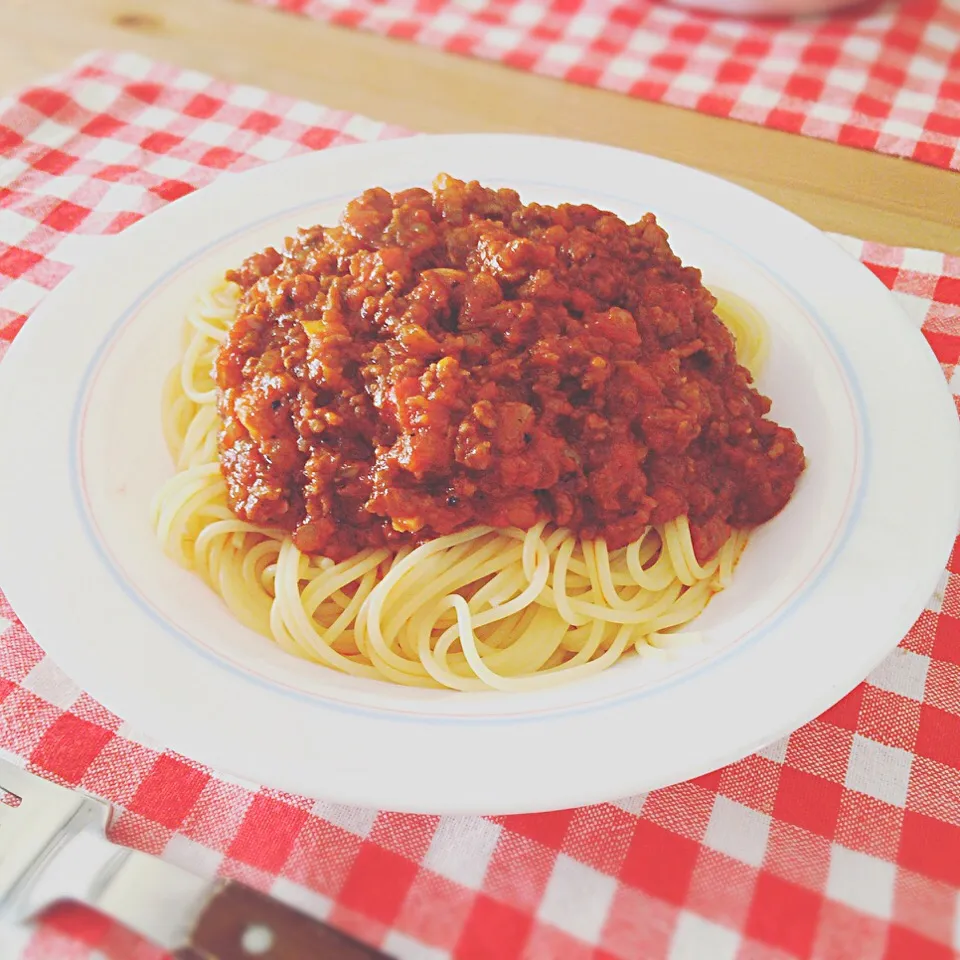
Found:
[2,51,960,960]
[253,0,960,172]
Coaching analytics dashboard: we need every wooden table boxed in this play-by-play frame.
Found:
[3,0,957,254]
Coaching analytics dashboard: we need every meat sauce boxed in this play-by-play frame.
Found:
[217,175,805,563]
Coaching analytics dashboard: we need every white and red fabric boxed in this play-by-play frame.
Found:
[1,52,959,960]
[252,0,960,172]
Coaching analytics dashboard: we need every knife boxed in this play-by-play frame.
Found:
[0,756,391,958]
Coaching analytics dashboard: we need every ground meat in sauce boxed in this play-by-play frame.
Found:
[217,174,805,564]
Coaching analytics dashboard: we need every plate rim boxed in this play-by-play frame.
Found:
[1,132,957,813]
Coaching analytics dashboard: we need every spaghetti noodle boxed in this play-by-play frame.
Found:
[151,279,767,691]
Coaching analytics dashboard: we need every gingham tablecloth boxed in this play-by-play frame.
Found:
[2,51,960,960]
[253,0,960,172]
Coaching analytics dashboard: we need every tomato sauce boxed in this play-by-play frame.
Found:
[217,175,805,563]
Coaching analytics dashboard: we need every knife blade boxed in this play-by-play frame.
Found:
[0,756,390,959]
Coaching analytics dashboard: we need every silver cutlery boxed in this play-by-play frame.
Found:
[0,757,389,958]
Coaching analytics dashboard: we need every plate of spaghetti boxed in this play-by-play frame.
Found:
[0,135,956,813]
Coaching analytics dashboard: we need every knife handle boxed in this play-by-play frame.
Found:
[173,881,391,960]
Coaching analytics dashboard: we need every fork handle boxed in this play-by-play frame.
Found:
[173,881,390,960]
[87,827,389,959]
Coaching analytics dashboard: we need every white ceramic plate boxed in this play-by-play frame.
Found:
[0,135,957,814]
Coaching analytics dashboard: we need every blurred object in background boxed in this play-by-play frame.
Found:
[665,0,865,16]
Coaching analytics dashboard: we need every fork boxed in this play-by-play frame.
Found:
[0,756,390,958]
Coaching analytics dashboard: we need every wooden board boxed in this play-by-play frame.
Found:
[2,0,958,253]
